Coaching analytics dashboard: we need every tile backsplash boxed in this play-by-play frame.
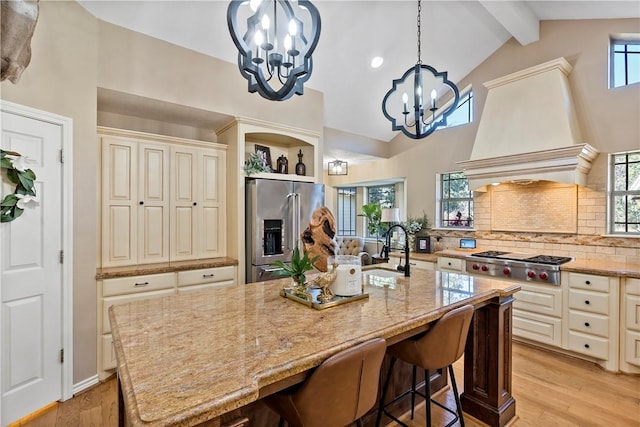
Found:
[431,182,639,264]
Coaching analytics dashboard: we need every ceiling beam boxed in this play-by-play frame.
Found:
[479,0,540,46]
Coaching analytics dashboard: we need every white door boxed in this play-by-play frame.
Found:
[1,111,63,425]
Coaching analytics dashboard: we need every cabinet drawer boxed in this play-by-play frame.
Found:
[626,295,640,331]
[624,329,640,367]
[513,309,562,346]
[627,278,640,297]
[568,289,609,315]
[567,272,610,293]
[567,330,609,360]
[103,273,176,297]
[102,289,174,333]
[101,334,117,371]
[568,310,609,338]
[437,257,463,272]
[513,284,562,317]
[177,280,235,294]
[177,266,236,287]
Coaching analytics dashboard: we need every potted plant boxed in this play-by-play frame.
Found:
[359,203,388,254]
[271,246,319,293]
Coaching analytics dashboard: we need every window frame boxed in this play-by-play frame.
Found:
[609,37,640,88]
[608,150,640,235]
[437,171,474,229]
[365,184,396,238]
[335,186,357,236]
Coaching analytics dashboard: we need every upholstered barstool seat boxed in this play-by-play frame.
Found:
[265,338,386,427]
[376,305,474,427]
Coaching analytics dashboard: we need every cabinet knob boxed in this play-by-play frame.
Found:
[134,282,149,287]
[139,201,144,205]
[584,322,590,327]
[193,202,197,206]
[584,344,590,349]
[585,280,591,285]
[585,300,590,305]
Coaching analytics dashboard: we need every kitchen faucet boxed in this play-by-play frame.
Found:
[382,224,410,277]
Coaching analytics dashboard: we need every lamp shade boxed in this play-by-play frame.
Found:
[381,208,400,223]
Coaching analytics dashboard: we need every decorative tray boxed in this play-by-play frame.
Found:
[280,287,369,310]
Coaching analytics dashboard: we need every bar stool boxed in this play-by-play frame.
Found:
[376,305,474,427]
[264,338,387,427]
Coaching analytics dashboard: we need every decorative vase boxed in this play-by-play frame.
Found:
[277,155,288,174]
[291,276,308,297]
[295,149,306,176]
[407,234,415,253]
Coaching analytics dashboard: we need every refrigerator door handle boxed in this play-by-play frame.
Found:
[286,192,296,251]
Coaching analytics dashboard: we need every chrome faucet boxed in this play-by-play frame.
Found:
[383,224,410,277]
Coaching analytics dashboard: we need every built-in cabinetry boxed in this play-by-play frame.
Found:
[389,253,435,271]
[621,278,640,374]
[217,118,320,284]
[563,272,619,371]
[436,256,464,272]
[97,265,236,379]
[100,128,227,267]
[513,283,563,347]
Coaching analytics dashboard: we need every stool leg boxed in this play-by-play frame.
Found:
[425,369,432,427]
[375,357,397,427]
[410,365,417,420]
[278,417,285,427]
[356,420,363,427]
[448,365,465,427]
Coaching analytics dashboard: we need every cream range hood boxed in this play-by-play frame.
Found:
[457,57,599,191]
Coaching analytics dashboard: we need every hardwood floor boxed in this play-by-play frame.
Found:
[13,342,640,427]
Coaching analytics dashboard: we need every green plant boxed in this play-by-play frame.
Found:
[270,246,319,286]
[1,149,38,223]
[359,203,389,237]
[404,211,430,235]
[243,152,270,176]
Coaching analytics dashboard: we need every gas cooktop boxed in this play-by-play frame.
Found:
[469,251,572,266]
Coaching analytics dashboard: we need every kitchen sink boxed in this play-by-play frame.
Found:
[362,268,402,277]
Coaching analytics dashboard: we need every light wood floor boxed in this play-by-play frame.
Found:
[13,342,640,427]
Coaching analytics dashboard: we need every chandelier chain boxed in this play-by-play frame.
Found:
[416,0,422,64]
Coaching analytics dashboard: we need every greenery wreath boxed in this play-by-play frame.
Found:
[1,149,38,223]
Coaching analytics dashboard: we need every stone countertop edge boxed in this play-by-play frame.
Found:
[96,257,238,280]
[109,272,520,426]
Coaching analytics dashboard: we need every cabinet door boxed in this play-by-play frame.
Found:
[102,137,137,267]
[170,147,199,261]
[138,143,169,263]
[199,149,226,258]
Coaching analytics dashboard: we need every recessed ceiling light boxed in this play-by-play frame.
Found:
[371,56,384,68]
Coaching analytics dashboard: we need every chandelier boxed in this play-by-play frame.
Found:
[227,0,321,101]
[382,0,459,139]
[327,159,348,175]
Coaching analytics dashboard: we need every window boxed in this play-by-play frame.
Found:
[336,187,356,236]
[366,184,395,237]
[439,172,473,228]
[442,90,473,129]
[610,38,640,88]
[609,151,640,234]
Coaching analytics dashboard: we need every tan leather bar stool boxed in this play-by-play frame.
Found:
[264,338,386,427]
[375,305,474,427]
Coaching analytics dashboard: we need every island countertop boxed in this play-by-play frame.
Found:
[110,268,520,427]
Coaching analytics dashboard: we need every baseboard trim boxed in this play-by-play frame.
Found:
[73,374,99,396]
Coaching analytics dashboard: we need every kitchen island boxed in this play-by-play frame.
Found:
[110,267,520,427]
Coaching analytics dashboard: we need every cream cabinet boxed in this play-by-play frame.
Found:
[562,272,619,371]
[170,146,226,261]
[621,278,640,373]
[389,254,435,271]
[97,265,237,379]
[100,128,226,267]
[102,137,170,267]
[436,256,464,272]
[513,283,563,347]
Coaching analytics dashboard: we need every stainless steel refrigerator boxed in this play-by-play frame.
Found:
[245,178,324,283]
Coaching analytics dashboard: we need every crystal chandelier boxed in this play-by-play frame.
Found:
[227,0,321,101]
[382,0,459,139]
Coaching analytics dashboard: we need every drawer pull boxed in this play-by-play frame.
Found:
[584,300,590,305]
[134,282,149,287]
[448,262,452,266]
[584,344,590,349]
[139,201,144,205]
[585,280,591,285]
[202,274,215,278]
[584,322,590,327]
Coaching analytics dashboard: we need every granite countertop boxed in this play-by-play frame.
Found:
[96,257,238,280]
[109,269,520,426]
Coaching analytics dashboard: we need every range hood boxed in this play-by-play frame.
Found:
[457,57,599,191]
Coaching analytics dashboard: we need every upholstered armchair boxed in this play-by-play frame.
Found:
[335,236,371,265]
